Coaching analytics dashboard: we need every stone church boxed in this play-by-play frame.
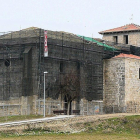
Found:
[100,23,140,113]
[104,53,140,113]
[1,23,140,116]
[0,27,105,116]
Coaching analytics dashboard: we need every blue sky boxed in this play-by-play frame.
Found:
[0,0,140,38]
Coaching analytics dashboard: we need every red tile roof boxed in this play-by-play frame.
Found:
[113,53,140,59]
[99,23,140,34]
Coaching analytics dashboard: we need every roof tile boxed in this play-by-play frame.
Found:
[113,53,140,59]
[99,23,140,34]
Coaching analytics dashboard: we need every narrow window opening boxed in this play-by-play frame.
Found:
[139,68,140,79]
[77,62,80,70]
[113,36,118,44]
[5,59,10,67]
[124,35,128,44]
[60,61,63,73]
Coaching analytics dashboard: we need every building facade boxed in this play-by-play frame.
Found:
[2,25,140,116]
[99,23,140,47]
[0,28,104,115]
[104,53,140,113]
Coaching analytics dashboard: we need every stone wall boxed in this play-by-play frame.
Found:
[42,35,104,101]
[0,95,103,116]
[104,56,140,113]
[102,32,140,46]
[0,29,103,102]
[125,58,140,112]
[0,28,104,116]
[0,54,23,100]
[103,58,125,113]
[0,95,38,116]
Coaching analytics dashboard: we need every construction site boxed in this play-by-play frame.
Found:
[0,27,138,116]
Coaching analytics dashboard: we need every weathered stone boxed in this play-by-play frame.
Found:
[0,28,104,115]
[104,56,140,113]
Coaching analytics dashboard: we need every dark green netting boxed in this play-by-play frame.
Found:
[77,35,117,51]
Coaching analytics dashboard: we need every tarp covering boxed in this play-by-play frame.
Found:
[77,35,117,51]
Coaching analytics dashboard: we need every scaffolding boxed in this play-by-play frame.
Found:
[0,28,132,116]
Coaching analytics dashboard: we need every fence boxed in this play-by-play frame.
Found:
[80,100,103,115]
[35,99,67,115]
[35,99,104,115]
[0,104,21,116]
[0,104,30,117]
[1,100,140,117]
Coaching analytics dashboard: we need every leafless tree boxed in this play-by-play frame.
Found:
[59,70,80,115]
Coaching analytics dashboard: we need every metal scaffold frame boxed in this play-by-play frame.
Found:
[0,28,131,116]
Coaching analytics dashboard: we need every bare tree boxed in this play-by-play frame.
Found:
[59,70,80,115]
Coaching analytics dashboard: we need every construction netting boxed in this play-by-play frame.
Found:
[77,35,118,51]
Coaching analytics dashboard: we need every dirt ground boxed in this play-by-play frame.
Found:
[41,113,140,133]
[1,113,140,139]
[0,113,140,133]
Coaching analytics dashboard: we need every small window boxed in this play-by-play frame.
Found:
[139,68,140,79]
[5,59,10,67]
[113,36,118,44]
[60,61,63,73]
[124,35,128,44]
[77,62,80,70]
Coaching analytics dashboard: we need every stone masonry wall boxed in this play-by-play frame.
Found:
[0,58,23,100]
[102,32,140,46]
[103,58,125,113]
[125,58,140,113]
[104,57,140,113]
[0,29,104,116]
[43,37,104,101]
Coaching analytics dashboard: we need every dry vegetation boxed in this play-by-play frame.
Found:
[1,114,140,139]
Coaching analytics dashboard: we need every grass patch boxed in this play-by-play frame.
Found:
[0,132,140,140]
[84,115,140,135]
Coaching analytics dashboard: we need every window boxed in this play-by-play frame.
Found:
[124,35,128,44]
[77,62,80,70]
[113,36,118,44]
[139,68,140,79]
[60,61,63,73]
[5,59,10,67]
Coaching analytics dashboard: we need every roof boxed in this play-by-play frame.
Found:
[77,35,117,51]
[99,23,140,34]
[0,27,84,43]
[113,53,140,59]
